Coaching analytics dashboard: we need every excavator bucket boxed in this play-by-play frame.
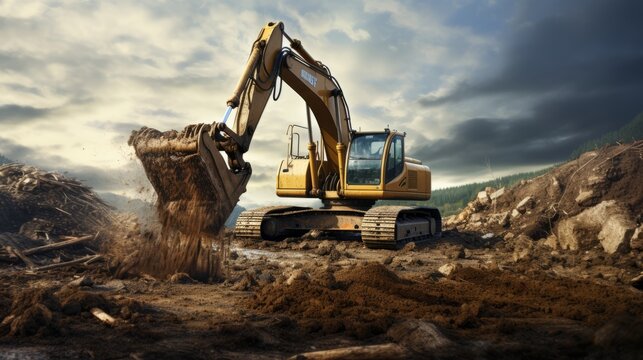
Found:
[129,124,250,235]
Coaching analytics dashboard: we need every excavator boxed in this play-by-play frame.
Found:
[131,21,441,249]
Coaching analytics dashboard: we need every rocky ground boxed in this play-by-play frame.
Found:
[0,142,642,359]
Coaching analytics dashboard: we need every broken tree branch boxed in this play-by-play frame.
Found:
[23,234,96,256]
[288,343,408,360]
[7,246,36,269]
[32,254,101,271]
[90,307,116,326]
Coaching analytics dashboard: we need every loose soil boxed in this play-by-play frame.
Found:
[2,235,642,359]
[125,126,229,281]
[1,142,641,359]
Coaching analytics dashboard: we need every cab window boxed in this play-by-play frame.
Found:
[386,136,404,183]
[347,133,387,185]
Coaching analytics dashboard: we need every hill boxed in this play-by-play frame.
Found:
[395,111,643,216]
[379,167,551,216]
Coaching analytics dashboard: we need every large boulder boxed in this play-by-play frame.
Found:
[489,187,505,201]
[476,191,490,207]
[387,320,452,353]
[557,200,635,254]
[516,196,534,213]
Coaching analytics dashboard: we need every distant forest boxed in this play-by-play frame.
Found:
[382,111,643,216]
[570,111,643,159]
[0,154,11,165]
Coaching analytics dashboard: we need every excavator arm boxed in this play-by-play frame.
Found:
[214,22,352,179]
[130,21,354,235]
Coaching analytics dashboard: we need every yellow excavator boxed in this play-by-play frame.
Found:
[131,21,441,249]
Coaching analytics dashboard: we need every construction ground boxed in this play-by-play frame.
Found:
[0,141,642,359]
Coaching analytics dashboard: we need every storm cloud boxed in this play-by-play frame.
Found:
[416,0,643,178]
[1,0,641,198]
[0,104,52,123]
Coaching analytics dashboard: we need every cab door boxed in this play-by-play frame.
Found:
[385,135,405,184]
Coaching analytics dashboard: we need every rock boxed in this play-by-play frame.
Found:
[303,229,322,239]
[68,276,93,287]
[443,215,456,227]
[489,187,505,201]
[297,241,312,251]
[438,262,462,276]
[491,211,510,226]
[503,232,515,241]
[476,191,490,206]
[468,221,482,229]
[455,209,471,224]
[315,240,335,256]
[499,212,510,226]
[575,190,596,206]
[516,196,534,213]
[400,242,416,253]
[587,175,606,187]
[446,246,465,260]
[387,320,452,352]
[578,150,598,163]
[511,235,533,262]
[229,251,239,260]
[543,234,558,249]
[549,177,562,195]
[286,269,309,285]
[390,257,406,269]
[630,273,643,290]
[469,213,482,223]
[511,209,521,218]
[482,233,494,239]
[557,200,635,254]
[382,255,394,265]
[631,225,643,250]
[232,272,257,290]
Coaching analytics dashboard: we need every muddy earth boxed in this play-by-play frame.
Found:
[126,126,229,281]
[1,142,642,359]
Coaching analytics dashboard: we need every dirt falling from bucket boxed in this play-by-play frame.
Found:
[125,126,231,282]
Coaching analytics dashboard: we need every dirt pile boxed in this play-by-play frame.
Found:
[125,126,228,281]
[0,163,115,236]
[249,262,643,357]
[446,141,643,255]
[0,283,143,337]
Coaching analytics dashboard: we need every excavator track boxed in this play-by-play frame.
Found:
[234,206,308,240]
[361,206,441,249]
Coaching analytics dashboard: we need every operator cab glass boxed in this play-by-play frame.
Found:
[347,133,388,185]
[385,135,404,182]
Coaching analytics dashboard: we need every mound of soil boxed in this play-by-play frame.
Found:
[447,141,642,248]
[249,263,643,342]
[0,284,143,337]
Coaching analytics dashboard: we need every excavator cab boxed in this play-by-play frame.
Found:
[346,132,389,185]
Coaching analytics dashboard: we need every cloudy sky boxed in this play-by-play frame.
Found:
[1,0,641,209]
